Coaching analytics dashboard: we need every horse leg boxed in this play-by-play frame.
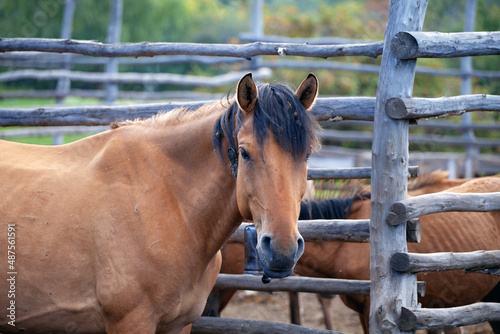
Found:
[317,294,335,330]
[288,291,301,325]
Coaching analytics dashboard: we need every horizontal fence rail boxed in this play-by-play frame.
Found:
[0,97,377,126]
[399,303,500,331]
[213,274,426,297]
[0,68,273,86]
[260,60,500,79]
[0,125,109,138]
[391,250,500,274]
[386,94,500,120]
[228,219,421,244]
[387,192,500,226]
[214,274,370,295]
[307,166,419,180]
[191,316,343,334]
[321,129,500,148]
[0,89,222,101]
[4,94,500,126]
[3,55,500,79]
[391,31,500,59]
[0,52,245,66]
[0,38,384,59]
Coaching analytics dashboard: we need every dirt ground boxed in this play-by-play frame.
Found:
[221,290,493,334]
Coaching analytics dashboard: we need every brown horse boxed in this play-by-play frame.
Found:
[0,73,320,334]
[295,176,500,333]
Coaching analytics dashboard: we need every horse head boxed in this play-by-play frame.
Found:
[215,73,320,278]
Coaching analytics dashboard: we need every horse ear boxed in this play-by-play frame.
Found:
[236,73,258,114]
[295,73,319,110]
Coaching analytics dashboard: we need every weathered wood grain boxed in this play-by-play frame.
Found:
[386,95,500,120]
[212,274,426,298]
[0,96,376,126]
[307,166,419,180]
[0,68,273,86]
[0,37,384,59]
[391,31,500,60]
[391,250,500,273]
[191,316,341,334]
[228,219,421,244]
[399,303,500,331]
[387,192,500,226]
[213,273,371,295]
[369,1,428,332]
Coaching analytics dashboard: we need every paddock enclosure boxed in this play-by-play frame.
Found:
[1,0,500,333]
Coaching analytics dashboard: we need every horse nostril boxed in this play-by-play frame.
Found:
[296,236,305,260]
[297,236,304,253]
[261,235,272,253]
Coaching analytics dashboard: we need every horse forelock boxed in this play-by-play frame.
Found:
[213,82,320,162]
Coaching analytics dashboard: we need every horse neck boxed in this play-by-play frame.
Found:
[121,111,242,263]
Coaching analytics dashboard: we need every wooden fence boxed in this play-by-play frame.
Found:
[1,0,500,178]
[1,0,500,333]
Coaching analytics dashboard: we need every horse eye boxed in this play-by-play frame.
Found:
[240,148,251,160]
[305,151,311,161]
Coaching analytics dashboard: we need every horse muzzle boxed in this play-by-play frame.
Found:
[257,233,305,279]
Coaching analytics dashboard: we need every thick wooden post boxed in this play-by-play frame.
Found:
[370,1,428,333]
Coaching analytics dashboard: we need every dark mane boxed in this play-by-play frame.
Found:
[299,197,356,220]
[299,193,371,220]
[212,82,320,164]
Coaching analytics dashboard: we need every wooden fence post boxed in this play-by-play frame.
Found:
[461,0,478,178]
[250,0,263,70]
[369,1,428,333]
[55,0,75,106]
[105,0,123,104]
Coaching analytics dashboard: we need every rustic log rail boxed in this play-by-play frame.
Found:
[321,128,500,149]
[0,89,221,101]
[307,166,419,180]
[0,68,273,87]
[3,54,500,79]
[0,97,377,126]
[212,274,426,297]
[391,31,500,60]
[386,192,500,226]
[228,219,421,244]
[191,316,343,334]
[386,95,500,120]
[398,303,500,331]
[0,52,245,66]
[391,250,500,274]
[214,274,370,295]
[0,38,384,59]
